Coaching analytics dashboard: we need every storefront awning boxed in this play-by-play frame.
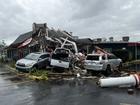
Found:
[18,38,32,48]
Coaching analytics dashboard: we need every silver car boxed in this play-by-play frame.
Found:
[16,52,50,71]
[84,54,122,75]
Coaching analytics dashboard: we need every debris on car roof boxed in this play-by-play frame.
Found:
[93,46,113,55]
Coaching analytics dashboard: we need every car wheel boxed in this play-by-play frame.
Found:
[32,65,38,70]
[118,63,122,71]
[87,69,93,75]
[105,65,112,76]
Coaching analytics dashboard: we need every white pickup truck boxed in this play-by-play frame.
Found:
[50,48,73,69]
[84,54,122,75]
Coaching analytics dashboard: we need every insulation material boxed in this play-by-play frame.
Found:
[98,74,140,87]
[94,46,112,55]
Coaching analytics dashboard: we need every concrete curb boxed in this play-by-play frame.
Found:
[4,64,49,80]
[4,64,98,81]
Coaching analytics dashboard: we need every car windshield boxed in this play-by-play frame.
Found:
[86,55,99,60]
[24,53,40,61]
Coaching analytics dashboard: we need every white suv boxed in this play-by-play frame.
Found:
[84,54,122,75]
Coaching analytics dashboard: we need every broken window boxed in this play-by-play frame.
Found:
[52,53,69,61]
[86,55,99,60]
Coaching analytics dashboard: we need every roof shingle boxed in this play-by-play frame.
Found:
[10,31,32,46]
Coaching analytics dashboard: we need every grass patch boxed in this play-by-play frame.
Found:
[9,61,16,68]
[0,58,3,63]
[0,57,6,64]
[29,69,48,80]
[123,60,140,69]
[124,60,140,65]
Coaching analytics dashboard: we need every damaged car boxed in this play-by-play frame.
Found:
[84,54,122,75]
[16,52,50,71]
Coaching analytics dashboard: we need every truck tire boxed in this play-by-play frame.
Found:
[105,65,112,76]
[118,63,122,71]
[87,69,92,75]
[32,65,38,70]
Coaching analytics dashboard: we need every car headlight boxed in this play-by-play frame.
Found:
[26,63,34,67]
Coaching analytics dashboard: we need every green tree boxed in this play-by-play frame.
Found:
[0,40,6,58]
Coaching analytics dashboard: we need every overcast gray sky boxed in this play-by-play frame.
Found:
[0,0,140,45]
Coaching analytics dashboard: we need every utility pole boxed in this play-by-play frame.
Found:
[135,42,138,71]
[135,42,137,60]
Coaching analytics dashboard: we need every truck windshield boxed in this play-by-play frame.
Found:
[86,55,99,60]
[24,53,40,61]
[52,53,69,61]
[55,49,69,54]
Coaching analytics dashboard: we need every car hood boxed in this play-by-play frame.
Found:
[16,58,37,65]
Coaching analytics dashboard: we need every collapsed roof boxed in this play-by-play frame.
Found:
[9,29,74,48]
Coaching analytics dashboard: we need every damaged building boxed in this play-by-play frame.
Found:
[76,37,140,62]
[92,37,140,62]
[7,23,140,62]
[7,23,74,60]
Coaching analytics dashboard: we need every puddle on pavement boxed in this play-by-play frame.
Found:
[0,73,28,83]
[4,74,30,83]
[0,72,15,76]
[5,76,23,82]
[120,103,136,105]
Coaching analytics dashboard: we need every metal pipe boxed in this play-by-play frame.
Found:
[60,37,78,53]
[98,74,140,88]
[135,43,137,60]
[54,38,62,45]
[61,37,68,48]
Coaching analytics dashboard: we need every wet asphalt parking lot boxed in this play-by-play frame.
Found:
[0,64,140,105]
